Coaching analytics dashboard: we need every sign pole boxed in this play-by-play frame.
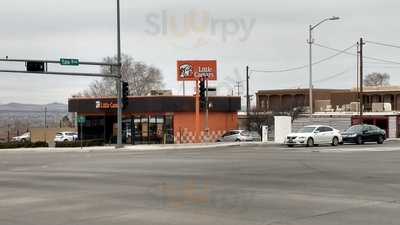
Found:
[205,77,209,143]
[195,79,200,143]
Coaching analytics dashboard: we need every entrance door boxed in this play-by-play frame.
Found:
[122,118,132,144]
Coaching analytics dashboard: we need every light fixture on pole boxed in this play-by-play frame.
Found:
[308,16,340,117]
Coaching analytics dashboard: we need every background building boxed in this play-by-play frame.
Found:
[256,87,400,138]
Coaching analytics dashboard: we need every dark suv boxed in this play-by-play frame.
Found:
[342,124,386,144]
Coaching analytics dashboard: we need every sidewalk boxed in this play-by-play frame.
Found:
[0,142,254,153]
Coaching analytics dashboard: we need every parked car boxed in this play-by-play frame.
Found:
[285,125,343,147]
[54,132,78,143]
[341,124,386,144]
[12,132,31,143]
[217,130,261,142]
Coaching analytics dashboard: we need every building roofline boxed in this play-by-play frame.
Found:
[256,88,351,94]
[69,95,241,101]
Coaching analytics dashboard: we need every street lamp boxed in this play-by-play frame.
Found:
[308,16,340,116]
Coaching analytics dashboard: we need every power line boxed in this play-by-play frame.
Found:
[314,67,354,83]
[251,44,356,74]
[314,42,400,65]
[366,40,400,49]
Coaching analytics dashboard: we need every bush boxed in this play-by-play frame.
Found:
[55,139,105,148]
[30,142,49,148]
[0,141,49,149]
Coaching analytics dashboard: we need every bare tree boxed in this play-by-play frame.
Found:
[79,54,164,97]
[364,72,390,86]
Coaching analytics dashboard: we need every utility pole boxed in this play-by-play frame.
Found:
[359,38,365,122]
[356,42,359,93]
[246,66,250,117]
[234,81,242,96]
[44,107,47,128]
[308,24,313,117]
[116,0,123,148]
[44,106,47,142]
[7,124,10,143]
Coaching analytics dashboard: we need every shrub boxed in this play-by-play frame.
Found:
[55,139,105,148]
[0,141,49,149]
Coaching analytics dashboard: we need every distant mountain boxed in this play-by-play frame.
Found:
[0,102,67,112]
[0,102,70,139]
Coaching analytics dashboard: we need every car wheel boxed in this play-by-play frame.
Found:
[287,145,294,148]
[306,138,314,147]
[235,139,241,142]
[377,135,384,144]
[356,136,363,145]
[64,139,69,142]
[331,137,339,146]
[20,138,26,143]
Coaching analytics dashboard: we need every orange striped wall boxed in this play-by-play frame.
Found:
[174,112,238,143]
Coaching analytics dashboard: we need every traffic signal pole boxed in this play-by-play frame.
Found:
[195,79,200,143]
[0,0,124,148]
[205,77,209,143]
[116,0,123,148]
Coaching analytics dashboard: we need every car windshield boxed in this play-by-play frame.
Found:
[56,133,63,136]
[346,125,363,133]
[297,127,316,133]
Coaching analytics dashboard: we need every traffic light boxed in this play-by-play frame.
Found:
[122,81,129,109]
[26,61,45,72]
[199,78,206,109]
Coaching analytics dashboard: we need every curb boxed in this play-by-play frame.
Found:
[0,143,243,153]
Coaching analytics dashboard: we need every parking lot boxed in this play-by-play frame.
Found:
[0,142,399,225]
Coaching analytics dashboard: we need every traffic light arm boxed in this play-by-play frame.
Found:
[0,58,119,67]
[0,58,119,78]
[0,69,118,78]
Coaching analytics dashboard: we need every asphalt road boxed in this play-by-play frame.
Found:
[0,142,400,225]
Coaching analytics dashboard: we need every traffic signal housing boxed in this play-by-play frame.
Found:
[122,81,129,109]
[199,78,206,110]
[26,61,45,72]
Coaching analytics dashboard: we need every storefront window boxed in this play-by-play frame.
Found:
[128,115,174,145]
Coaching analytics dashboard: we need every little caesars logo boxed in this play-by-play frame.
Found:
[145,10,256,46]
[179,64,194,79]
[96,101,118,109]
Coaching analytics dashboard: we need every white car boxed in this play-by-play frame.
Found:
[12,132,31,143]
[54,132,78,143]
[217,130,261,142]
[285,125,343,147]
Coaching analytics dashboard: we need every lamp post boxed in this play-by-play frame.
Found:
[308,16,340,117]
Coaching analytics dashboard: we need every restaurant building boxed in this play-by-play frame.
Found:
[68,96,240,144]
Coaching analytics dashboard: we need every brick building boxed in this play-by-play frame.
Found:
[256,87,400,138]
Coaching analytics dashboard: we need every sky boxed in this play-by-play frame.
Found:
[1,0,400,105]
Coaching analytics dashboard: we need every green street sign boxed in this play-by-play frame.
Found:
[77,116,86,124]
[60,58,80,66]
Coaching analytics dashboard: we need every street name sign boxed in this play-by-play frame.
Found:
[60,58,80,66]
